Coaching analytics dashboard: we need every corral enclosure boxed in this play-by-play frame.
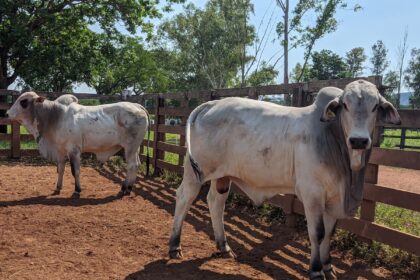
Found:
[0,76,419,258]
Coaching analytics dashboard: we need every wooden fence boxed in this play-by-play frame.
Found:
[382,127,420,150]
[0,75,419,256]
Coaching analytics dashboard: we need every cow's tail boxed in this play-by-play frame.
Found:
[186,105,209,183]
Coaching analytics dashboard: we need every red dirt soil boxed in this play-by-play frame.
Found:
[0,162,416,280]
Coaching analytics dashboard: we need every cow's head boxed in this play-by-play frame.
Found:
[6,92,45,124]
[321,80,401,171]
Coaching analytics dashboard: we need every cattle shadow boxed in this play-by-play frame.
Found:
[125,258,253,280]
[0,194,120,208]
[95,168,388,280]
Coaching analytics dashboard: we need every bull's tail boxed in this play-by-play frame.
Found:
[186,104,211,183]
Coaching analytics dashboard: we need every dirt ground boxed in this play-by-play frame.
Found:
[0,162,418,280]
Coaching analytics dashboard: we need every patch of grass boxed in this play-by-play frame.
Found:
[227,193,287,224]
[333,229,420,278]
[375,203,420,236]
[381,128,420,150]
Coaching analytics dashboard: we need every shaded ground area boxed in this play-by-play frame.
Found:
[0,162,412,279]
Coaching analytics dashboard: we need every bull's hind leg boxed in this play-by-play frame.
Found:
[52,159,66,195]
[69,149,82,199]
[208,178,235,258]
[120,146,140,196]
[169,158,201,259]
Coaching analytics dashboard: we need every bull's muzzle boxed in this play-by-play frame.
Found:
[349,137,370,150]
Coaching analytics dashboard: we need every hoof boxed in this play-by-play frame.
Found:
[324,266,338,280]
[212,250,236,259]
[169,249,183,259]
[118,190,131,197]
[51,189,61,196]
[71,192,80,199]
[310,271,325,280]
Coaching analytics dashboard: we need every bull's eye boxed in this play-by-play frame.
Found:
[20,99,28,109]
[372,104,378,112]
[343,102,348,111]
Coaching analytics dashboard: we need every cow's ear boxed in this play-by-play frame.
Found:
[321,97,340,122]
[378,95,401,125]
[35,96,45,103]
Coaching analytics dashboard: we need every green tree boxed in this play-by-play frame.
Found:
[383,71,399,106]
[0,0,182,132]
[18,22,98,92]
[0,0,182,90]
[157,0,272,90]
[310,50,348,80]
[88,36,168,95]
[290,63,311,82]
[405,48,420,108]
[345,47,366,78]
[276,0,361,83]
[245,63,278,86]
[370,40,389,76]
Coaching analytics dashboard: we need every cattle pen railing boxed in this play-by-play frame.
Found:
[0,75,419,257]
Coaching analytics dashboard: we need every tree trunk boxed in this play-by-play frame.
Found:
[283,0,291,105]
[283,0,289,86]
[0,78,10,134]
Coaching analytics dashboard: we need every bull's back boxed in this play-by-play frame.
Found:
[66,102,147,152]
[189,98,316,190]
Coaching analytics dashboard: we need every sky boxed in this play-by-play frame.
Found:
[74,0,420,93]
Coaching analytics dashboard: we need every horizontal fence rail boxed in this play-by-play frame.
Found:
[0,75,419,256]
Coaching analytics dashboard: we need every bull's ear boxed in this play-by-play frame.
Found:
[378,95,401,125]
[321,97,340,122]
[36,96,45,103]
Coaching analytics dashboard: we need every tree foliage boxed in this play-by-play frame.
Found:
[370,40,389,76]
[383,71,399,106]
[345,47,366,78]
[157,0,276,90]
[310,50,348,80]
[276,0,361,82]
[405,48,420,108]
[87,36,168,95]
[0,0,183,89]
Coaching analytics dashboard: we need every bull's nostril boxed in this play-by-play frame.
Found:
[349,137,369,149]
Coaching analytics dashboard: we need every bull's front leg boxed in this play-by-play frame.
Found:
[52,159,66,195]
[320,212,338,280]
[303,198,326,280]
[69,149,82,198]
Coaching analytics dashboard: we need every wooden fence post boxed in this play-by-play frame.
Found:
[153,94,165,175]
[11,121,20,158]
[400,128,407,150]
[178,95,188,168]
[10,94,20,158]
[358,126,380,244]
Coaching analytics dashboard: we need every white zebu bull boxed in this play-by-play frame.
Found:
[6,92,149,198]
[169,80,401,279]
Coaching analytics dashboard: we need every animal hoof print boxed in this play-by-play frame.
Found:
[169,249,183,259]
[212,250,236,259]
[71,192,80,199]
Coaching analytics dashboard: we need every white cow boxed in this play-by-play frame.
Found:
[168,80,401,279]
[7,92,150,198]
